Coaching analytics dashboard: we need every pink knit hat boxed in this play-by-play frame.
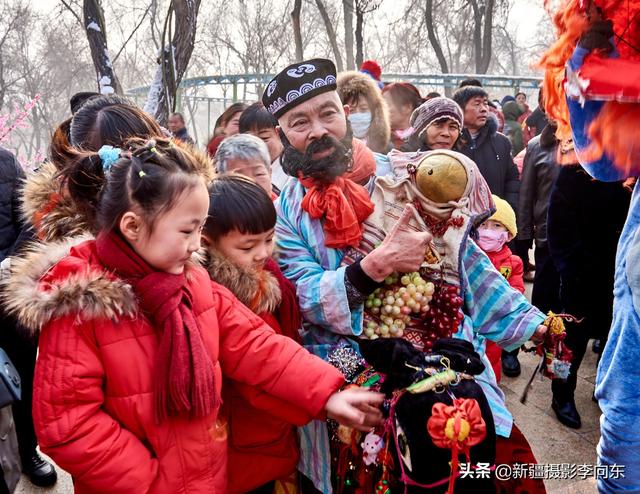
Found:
[410,97,464,138]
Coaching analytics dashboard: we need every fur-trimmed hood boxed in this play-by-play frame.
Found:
[200,248,281,315]
[337,71,391,154]
[1,235,137,337]
[22,161,92,242]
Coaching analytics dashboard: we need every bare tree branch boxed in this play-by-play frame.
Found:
[112,3,152,63]
[314,0,344,71]
[291,0,304,62]
[60,0,82,24]
[83,0,123,94]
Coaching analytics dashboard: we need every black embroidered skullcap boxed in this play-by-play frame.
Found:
[262,59,338,119]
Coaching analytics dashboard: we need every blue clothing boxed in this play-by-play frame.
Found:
[275,165,544,491]
[567,44,640,493]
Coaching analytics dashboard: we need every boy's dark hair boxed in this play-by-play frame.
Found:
[204,175,276,239]
[426,91,441,99]
[458,78,483,88]
[70,94,163,151]
[238,102,278,134]
[515,91,526,99]
[63,137,205,233]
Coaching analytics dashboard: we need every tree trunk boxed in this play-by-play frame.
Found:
[480,0,495,73]
[291,0,304,62]
[469,0,494,74]
[144,0,202,126]
[83,0,123,95]
[343,0,355,70]
[424,0,449,73]
[315,0,344,72]
[355,8,364,68]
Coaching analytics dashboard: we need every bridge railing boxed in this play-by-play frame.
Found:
[126,73,542,146]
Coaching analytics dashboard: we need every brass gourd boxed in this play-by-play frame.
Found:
[414,153,468,203]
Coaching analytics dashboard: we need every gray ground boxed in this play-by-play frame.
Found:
[16,281,601,494]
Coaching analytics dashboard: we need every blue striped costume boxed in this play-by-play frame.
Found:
[275,163,545,492]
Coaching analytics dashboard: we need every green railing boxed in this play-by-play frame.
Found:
[126,72,542,145]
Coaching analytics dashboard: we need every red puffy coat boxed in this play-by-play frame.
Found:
[202,250,308,492]
[485,245,525,381]
[5,238,344,494]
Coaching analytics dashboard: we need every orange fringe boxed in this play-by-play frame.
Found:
[539,0,588,142]
[582,101,640,175]
[540,0,640,174]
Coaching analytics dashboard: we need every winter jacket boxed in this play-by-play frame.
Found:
[485,245,525,295]
[483,244,525,381]
[21,161,91,242]
[564,44,640,493]
[547,164,630,338]
[0,148,25,261]
[517,125,562,249]
[502,101,525,156]
[173,127,194,145]
[337,71,391,154]
[202,249,307,493]
[457,117,520,213]
[3,238,344,494]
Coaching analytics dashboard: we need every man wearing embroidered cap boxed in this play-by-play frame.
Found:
[266,59,549,494]
[264,59,431,491]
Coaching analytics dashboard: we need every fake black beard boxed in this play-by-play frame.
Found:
[279,124,354,185]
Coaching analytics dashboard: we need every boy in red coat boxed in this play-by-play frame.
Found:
[201,175,306,494]
[477,195,525,381]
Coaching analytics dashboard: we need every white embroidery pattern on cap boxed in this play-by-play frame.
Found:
[267,75,336,115]
[266,80,277,97]
[286,63,317,78]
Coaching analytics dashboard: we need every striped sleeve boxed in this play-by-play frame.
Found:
[275,184,364,337]
[462,240,545,351]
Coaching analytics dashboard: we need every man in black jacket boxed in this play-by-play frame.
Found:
[0,148,24,260]
[453,86,520,213]
[518,123,562,316]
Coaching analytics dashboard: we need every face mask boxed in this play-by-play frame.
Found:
[348,112,372,139]
[477,228,508,253]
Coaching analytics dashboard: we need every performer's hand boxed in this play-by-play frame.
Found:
[360,204,433,282]
[325,387,384,432]
[579,19,614,53]
[530,324,548,345]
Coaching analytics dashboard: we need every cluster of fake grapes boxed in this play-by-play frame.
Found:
[363,272,435,339]
[420,284,465,351]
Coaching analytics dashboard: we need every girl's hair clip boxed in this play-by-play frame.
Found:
[139,170,146,178]
[98,145,122,172]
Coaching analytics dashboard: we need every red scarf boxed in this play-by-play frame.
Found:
[299,138,376,249]
[263,258,302,344]
[96,231,217,421]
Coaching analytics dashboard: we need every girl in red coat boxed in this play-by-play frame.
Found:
[477,195,525,382]
[201,175,305,493]
[3,138,383,494]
